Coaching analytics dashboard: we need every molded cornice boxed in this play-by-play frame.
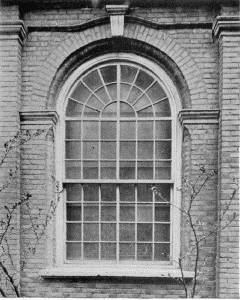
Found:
[20,111,59,126]
[0,20,27,45]
[28,16,212,33]
[213,16,240,40]
[2,0,238,9]
[178,109,220,125]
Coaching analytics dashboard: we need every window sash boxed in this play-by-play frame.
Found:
[64,183,173,263]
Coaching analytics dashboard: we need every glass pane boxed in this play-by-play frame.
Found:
[120,205,135,221]
[101,122,117,140]
[66,100,83,117]
[137,205,152,222]
[146,82,166,103]
[100,65,117,83]
[101,243,116,260]
[84,224,99,241]
[155,121,171,139]
[138,121,153,139]
[120,142,136,160]
[135,70,154,90]
[83,161,98,179]
[83,243,99,260]
[154,184,171,202]
[120,102,135,118]
[101,142,116,159]
[83,184,99,202]
[65,161,81,179]
[107,84,117,101]
[87,95,104,111]
[137,161,153,179]
[154,99,171,117]
[84,205,99,221]
[155,205,170,222]
[155,224,170,242]
[119,224,135,241]
[133,94,151,111]
[101,161,116,179]
[66,242,81,260]
[137,244,152,261]
[95,87,110,104]
[66,121,81,139]
[120,122,136,140]
[83,141,99,159]
[67,223,81,241]
[137,184,153,202]
[127,86,142,104]
[83,70,102,91]
[67,204,81,221]
[101,205,116,221]
[121,65,138,83]
[137,142,153,159]
[120,161,135,179]
[155,161,171,180]
[137,224,152,241]
[70,81,91,102]
[83,106,100,117]
[120,184,135,202]
[120,243,135,260]
[101,102,117,118]
[120,83,131,101]
[101,224,116,241]
[101,184,116,202]
[82,122,99,140]
[154,243,170,261]
[66,184,82,202]
[65,142,81,159]
[155,141,171,159]
[137,106,153,118]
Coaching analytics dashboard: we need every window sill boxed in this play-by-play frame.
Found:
[40,265,194,279]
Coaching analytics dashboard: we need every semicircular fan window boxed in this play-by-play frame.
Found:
[64,62,173,263]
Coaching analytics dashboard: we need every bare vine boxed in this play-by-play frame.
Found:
[0,130,61,297]
[152,166,238,298]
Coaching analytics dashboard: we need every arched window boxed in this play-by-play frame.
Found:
[56,54,181,268]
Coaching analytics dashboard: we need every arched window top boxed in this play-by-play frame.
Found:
[66,63,171,119]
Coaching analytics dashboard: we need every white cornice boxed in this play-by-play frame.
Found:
[213,16,240,40]
[20,111,59,126]
[178,109,220,125]
[0,21,27,45]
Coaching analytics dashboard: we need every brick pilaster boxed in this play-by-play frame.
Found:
[213,15,240,298]
[0,18,27,296]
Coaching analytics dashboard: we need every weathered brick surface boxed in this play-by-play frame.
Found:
[216,33,240,298]
[0,2,239,298]
[0,15,22,297]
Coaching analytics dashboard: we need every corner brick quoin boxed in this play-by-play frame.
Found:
[31,22,208,109]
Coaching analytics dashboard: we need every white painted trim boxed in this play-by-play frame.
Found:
[40,266,194,279]
[55,53,182,270]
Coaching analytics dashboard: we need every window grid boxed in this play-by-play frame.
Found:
[65,184,171,262]
[64,62,173,263]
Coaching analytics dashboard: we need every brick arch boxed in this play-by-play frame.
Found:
[32,23,208,109]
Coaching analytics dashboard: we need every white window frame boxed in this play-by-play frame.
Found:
[54,53,182,275]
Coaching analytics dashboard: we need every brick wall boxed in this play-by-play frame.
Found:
[0,2,239,298]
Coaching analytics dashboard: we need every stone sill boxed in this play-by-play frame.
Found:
[40,265,194,279]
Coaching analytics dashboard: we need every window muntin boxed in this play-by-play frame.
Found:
[64,63,173,263]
